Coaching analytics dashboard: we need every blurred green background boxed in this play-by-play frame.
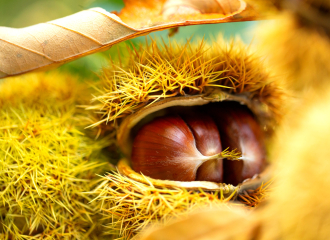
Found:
[0,0,260,79]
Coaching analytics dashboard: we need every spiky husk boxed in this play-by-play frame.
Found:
[237,180,272,208]
[88,36,285,127]
[0,73,114,239]
[92,170,271,239]
[89,37,283,239]
[92,169,272,239]
[93,171,239,240]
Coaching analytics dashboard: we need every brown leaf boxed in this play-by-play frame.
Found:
[0,0,266,79]
[138,207,259,240]
[118,0,247,28]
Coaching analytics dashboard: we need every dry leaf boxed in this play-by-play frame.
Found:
[0,0,267,79]
[139,207,259,240]
[118,0,247,28]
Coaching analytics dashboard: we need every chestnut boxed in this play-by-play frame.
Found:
[183,114,223,182]
[116,93,271,192]
[131,114,224,182]
[131,102,266,184]
[208,102,267,185]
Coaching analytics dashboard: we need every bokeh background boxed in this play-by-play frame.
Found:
[0,0,260,79]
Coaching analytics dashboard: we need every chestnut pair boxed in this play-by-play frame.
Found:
[131,101,266,185]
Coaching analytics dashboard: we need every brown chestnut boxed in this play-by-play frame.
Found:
[182,114,223,182]
[131,114,222,181]
[131,102,266,184]
[208,102,266,185]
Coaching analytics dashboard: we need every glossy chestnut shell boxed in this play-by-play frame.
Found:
[132,113,223,182]
[116,92,270,190]
[131,102,266,185]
